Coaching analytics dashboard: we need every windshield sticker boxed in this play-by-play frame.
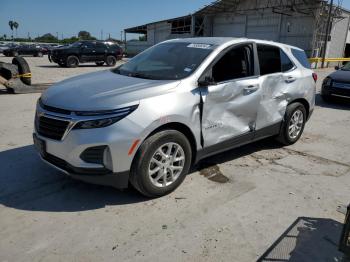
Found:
[187,43,212,49]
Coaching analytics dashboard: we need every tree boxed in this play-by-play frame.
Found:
[13,21,19,38]
[34,33,58,43]
[78,31,96,40]
[8,20,14,39]
[3,34,6,40]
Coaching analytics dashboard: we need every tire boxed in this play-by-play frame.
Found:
[276,102,306,145]
[12,51,18,57]
[130,130,192,197]
[12,56,31,85]
[36,52,43,57]
[66,55,79,68]
[95,61,104,66]
[105,55,117,66]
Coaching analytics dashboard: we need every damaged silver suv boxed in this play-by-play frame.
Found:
[34,37,316,197]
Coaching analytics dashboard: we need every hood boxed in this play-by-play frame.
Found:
[329,70,350,83]
[41,70,180,111]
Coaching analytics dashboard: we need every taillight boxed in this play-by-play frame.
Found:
[312,73,317,82]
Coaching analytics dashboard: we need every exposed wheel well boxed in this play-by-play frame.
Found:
[146,122,197,165]
[288,98,310,119]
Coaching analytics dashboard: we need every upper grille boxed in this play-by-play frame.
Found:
[333,82,350,89]
[37,116,70,140]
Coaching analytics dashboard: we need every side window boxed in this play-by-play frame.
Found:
[96,42,105,49]
[280,50,294,72]
[257,44,281,75]
[291,48,311,69]
[84,42,95,48]
[210,45,254,83]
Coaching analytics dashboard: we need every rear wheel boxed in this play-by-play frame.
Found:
[12,51,18,57]
[276,102,306,145]
[130,130,192,197]
[66,55,79,68]
[105,55,117,66]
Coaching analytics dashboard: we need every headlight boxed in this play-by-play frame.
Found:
[323,77,332,86]
[73,105,138,129]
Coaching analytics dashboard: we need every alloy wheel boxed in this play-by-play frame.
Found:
[148,142,185,188]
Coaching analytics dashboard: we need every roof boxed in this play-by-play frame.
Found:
[163,37,305,51]
[124,15,191,34]
[124,0,350,33]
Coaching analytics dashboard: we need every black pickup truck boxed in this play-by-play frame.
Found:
[49,41,123,67]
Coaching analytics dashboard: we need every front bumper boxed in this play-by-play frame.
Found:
[322,84,350,98]
[40,151,129,188]
[33,104,143,189]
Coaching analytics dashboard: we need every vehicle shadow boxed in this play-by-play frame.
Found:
[315,93,350,111]
[257,217,349,261]
[194,137,282,171]
[0,145,149,212]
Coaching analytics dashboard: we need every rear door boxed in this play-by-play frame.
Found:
[95,42,107,61]
[200,43,262,147]
[255,44,298,131]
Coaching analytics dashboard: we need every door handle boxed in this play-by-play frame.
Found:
[244,85,259,91]
[285,76,296,83]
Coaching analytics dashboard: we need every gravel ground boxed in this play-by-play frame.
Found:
[0,55,349,262]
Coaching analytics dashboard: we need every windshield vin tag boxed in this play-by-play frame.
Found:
[187,43,212,49]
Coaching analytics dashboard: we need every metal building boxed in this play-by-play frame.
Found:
[124,0,350,60]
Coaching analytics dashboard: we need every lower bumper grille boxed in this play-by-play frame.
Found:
[44,153,110,175]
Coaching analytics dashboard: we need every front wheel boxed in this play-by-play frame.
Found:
[130,130,192,197]
[276,102,306,145]
[66,55,79,68]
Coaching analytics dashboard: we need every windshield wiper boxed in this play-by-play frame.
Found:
[128,72,156,80]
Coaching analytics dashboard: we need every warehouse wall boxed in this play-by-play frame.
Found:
[327,10,350,58]
[203,9,315,54]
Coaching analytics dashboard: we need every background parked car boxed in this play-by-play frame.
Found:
[321,62,350,101]
[48,40,123,67]
[3,44,47,57]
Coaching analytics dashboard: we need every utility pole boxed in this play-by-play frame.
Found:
[100,30,103,40]
[321,0,333,68]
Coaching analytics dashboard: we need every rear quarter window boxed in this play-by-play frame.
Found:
[291,48,311,69]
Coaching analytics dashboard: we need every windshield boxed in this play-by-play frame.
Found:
[114,42,215,80]
[70,42,82,48]
[341,62,350,71]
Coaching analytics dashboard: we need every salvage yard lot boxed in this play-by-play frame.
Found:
[0,56,349,261]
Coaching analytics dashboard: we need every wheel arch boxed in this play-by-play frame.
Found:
[143,122,198,165]
[288,98,310,119]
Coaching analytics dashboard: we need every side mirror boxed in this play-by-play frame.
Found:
[335,66,339,70]
[198,76,216,87]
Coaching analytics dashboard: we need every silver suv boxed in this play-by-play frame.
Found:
[34,38,316,197]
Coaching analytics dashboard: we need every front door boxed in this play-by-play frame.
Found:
[200,44,262,147]
[80,42,96,62]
